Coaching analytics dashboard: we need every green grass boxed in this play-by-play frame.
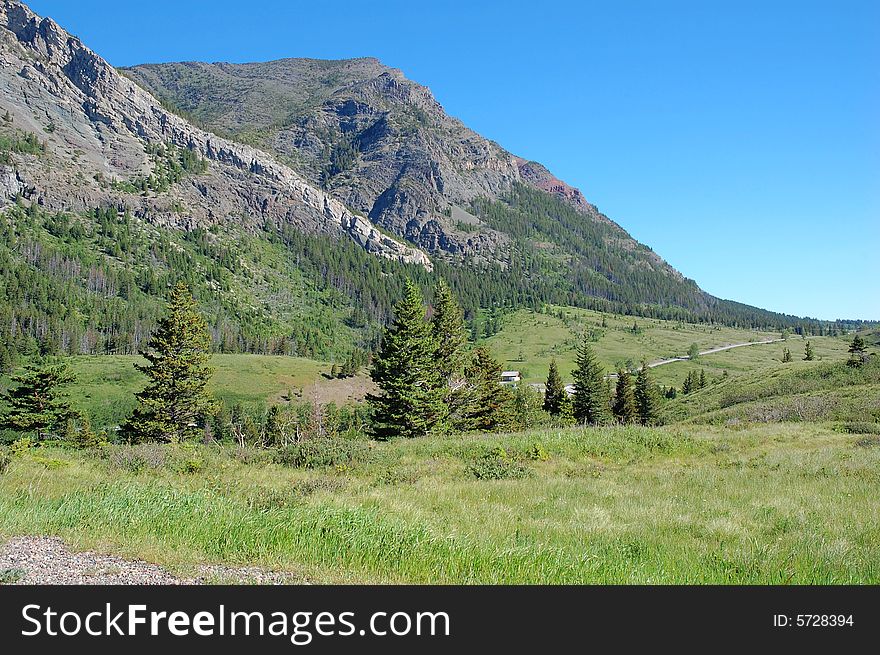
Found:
[1,423,877,583]
[482,307,851,387]
[49,354,362,428]
[664,356,880,425]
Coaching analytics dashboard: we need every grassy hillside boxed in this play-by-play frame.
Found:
[664,356,880,425]
[6,354,374,430]
[1,423,877,583]
[480,306,852,387]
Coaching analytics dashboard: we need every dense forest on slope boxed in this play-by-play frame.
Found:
[1,191,866,370]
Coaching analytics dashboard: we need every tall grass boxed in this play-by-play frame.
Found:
[1,424,877,583]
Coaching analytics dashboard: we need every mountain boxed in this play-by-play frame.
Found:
[0,1,847,362]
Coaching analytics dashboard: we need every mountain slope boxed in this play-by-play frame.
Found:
[0,0,429,268]
[0,0,858,362]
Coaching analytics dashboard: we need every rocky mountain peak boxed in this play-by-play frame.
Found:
[0,0,431,269]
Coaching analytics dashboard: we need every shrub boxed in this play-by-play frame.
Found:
[526,442,551,462]
[836,422,880,435]
[0,446,10,474]
[273,437,369,469]
[373,467,418,486]
[468,446,530,480]
[10,437,36,456]
[107,444,167,473]
[31,456,69,470]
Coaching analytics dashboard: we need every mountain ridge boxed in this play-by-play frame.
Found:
[0,0,862,361]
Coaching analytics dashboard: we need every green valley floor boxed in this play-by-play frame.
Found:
[1,422,878,584]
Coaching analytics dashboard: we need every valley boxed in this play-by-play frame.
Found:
[0,0,877,588]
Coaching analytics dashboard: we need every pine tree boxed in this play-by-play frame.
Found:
[612,367,637,424]
[782,347,792,363]
[698,369,707,389]
[571,338,609,425]
[847,335,869,368]
[542,358,566,415]
[634,361,661,426]
[463,346,512,432]
[431,279,470,429]
[804,341,814,361]
[0,360,75,440]
[682,371,695,394]
[120,283,214,443]
[367,280,446,439]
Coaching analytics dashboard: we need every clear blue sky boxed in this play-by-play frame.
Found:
[27,0,880,320]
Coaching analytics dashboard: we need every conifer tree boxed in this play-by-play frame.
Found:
[0,360,75,440]
[682,371,695,394]
[634,361,661,426]
[463,346,512,432]
[847,335,869,368]
[612,367,637,424]
[368,280,445,439]
[782,347,792,363]
[571,338,609,425]
[698,369,707,389]
[431,279,470,429]
[558,391,575,423]
[542,358,566,415]
[121,283,214,443]
[804,341,814,361]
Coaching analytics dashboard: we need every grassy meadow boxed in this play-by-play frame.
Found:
[482,307,851,387]
[1,422,878,583]
[7,354,374,429]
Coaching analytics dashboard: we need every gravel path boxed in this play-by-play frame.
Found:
[0,536,306,585]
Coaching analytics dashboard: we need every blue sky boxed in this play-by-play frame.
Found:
[27,0,880,320]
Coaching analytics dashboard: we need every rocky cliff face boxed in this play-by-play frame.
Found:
[0,0,431,268]
[126,56,678,279]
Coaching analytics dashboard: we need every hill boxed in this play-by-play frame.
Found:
[479,306,853,386]
[663,353,880,426]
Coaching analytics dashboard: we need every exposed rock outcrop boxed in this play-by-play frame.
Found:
[0,0,431,269]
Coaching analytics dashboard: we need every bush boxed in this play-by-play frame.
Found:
[107,444,167,473]
[273,437,369,469]
[836,422,880,435]
[526,442,551,462]
[468,446,531,480]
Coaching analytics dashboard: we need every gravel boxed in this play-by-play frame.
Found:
[0,536,306,585]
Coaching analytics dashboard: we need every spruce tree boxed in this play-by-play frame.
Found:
[847,335,869,368]
[431,279,470,429]
[0,360,75,440]
[368,280,446,439]
[634,361,661,426]
[121,283,214,443]
[571,338,609,425]
[463,346,512,432]
[612,367,637,424]
[543,358,566,415]
[682,371,695,395]
[698,369,707,389]
[804,341,814,361]
[782,347,792,363]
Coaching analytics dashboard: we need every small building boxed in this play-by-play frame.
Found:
[500,371,521,385]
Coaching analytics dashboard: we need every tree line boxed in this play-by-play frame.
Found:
[2,283,876,447]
